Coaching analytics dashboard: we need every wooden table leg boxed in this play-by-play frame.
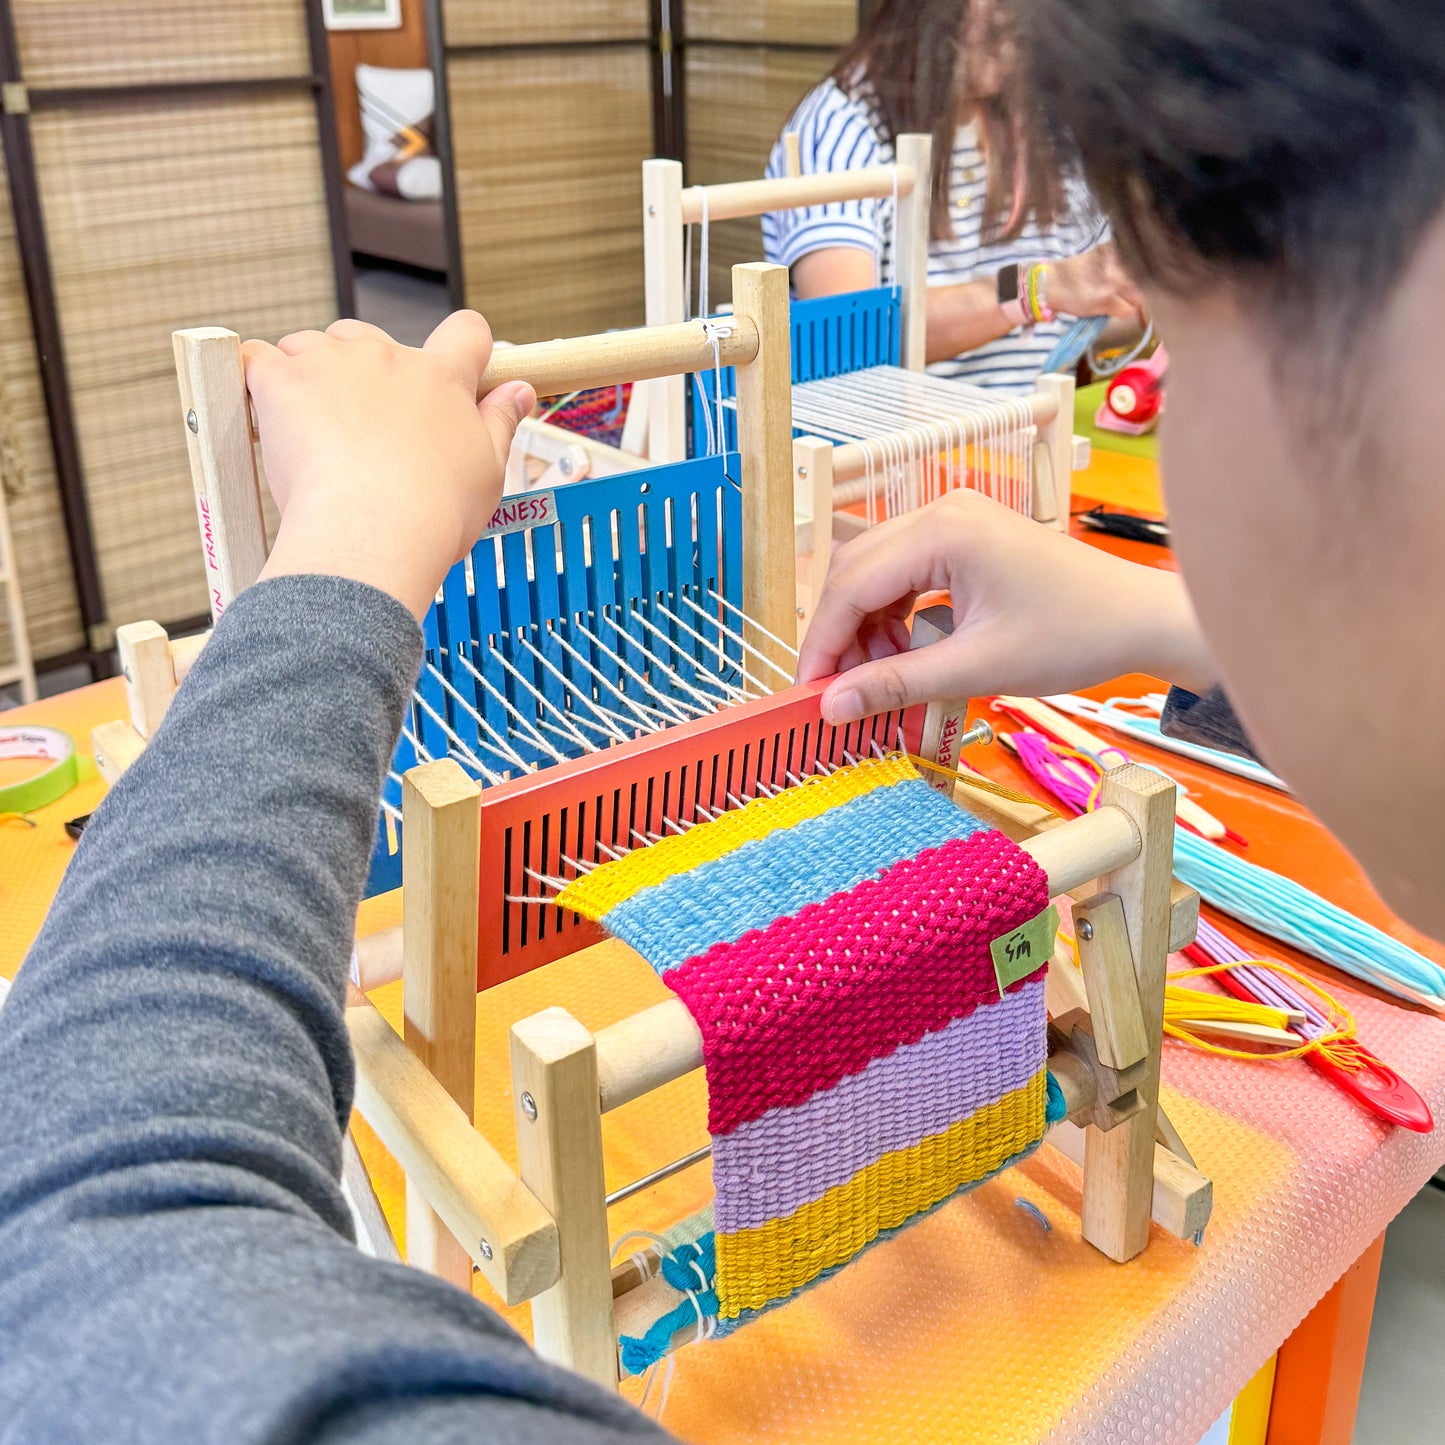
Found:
[1265,1231,1385,1445]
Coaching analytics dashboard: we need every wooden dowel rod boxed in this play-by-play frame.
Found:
[596,999,703,1113]
[679,166,915,225]
[826,391,1061,488]
[347,996,560,1305]
[613,1272,690,1366]
[1022,805,1140,896]
[239,317,760,445]
[479,318,760,399]
[592,807,1140,1109]
[1048,1047,1098,1120]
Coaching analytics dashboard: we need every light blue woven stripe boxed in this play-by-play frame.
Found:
[601,778,985,974]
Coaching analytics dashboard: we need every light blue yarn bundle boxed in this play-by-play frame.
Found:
[1041,316,1108,374]
[1171,826,1445,1004]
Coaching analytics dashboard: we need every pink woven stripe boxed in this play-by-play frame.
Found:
[665,829,1050,1135]
[712,978,1047,1232]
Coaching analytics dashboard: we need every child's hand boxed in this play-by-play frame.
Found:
[797,489,1215,722]
[245,314,535,619]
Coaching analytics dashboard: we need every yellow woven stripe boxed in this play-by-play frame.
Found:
[716,1070,1046,1319]
[558,755,920,919]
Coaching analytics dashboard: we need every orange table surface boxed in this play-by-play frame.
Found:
[4,459,1445,1444]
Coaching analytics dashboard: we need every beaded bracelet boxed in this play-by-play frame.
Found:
[1023,263,1055,324]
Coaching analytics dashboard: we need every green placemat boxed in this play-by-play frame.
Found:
[1076,382,1159,461]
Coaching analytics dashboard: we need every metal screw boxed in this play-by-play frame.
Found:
[558,457,574,477]
[521,1091,538,1121]
[1078,920,1094,942]
[647,204,657,216]
[796,607,805,617]
[796,465,808,478]
[957,719,995,750]
[186,409,198,434]
[478,1238,493,1261]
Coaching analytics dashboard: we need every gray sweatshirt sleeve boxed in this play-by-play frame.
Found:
[1159,683,1259,763]
[0,575,666,1445]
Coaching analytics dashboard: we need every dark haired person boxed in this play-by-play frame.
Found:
[762,0,1140,392]
[802,0,1445,941]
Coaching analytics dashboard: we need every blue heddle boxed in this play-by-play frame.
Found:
[692,285,902,455]
[365,452,745,896]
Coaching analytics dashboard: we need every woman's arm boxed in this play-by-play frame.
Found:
[790,240,1144,365]
[791,247,1016,363]
[0,316,666,1443]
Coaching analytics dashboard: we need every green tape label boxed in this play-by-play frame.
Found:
[990,904,1059,994]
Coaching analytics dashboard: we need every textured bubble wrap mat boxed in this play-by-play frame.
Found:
[561,757,1055,1363]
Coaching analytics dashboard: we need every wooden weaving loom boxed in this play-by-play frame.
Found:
[638,136,1083,625]
[481,141,1084,635]
[95,261,1210,1393]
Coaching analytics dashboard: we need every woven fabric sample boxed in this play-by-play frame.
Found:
[562,757,1053,1354]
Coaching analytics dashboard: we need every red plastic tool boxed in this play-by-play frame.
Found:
[1194,947,1434,1132]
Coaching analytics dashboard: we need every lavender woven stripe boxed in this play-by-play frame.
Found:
[712,977,1047,1234]
[602,778,983,974]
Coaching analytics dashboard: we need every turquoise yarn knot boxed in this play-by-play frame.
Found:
[1044,1069,1067,1125]
[619,1233,719,1376]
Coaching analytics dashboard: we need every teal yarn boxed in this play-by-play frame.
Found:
[1044,1069,1067,1125]
[619,1236,719,1376]
[1171,825,1445,1003]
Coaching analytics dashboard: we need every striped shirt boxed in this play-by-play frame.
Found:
[762,78,1108,393]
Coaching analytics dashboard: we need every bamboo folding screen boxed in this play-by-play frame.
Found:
[684,0,857,306]
[0,0,863,676]
[435,0,654,342]
[0,0,347,673]
[0,150,76,665]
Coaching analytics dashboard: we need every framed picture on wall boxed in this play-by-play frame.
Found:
[322,0,402,29]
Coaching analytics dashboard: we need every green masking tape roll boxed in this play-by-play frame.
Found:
[0,725,84,815]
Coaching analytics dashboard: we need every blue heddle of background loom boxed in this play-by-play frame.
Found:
[692,286,901,454]
[364,452,744,895]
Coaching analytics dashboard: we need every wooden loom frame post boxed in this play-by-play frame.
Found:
[641,157,688,464]
[910,603,974,795]
[793,435,836,634]
[171,328,268,621]
[1032,371,1075,531]
[511,1008,616,1389]
[892,132,933,374]
[401,759,481,1291]
[1081,763,1178,1261]
[733,262,799,671]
